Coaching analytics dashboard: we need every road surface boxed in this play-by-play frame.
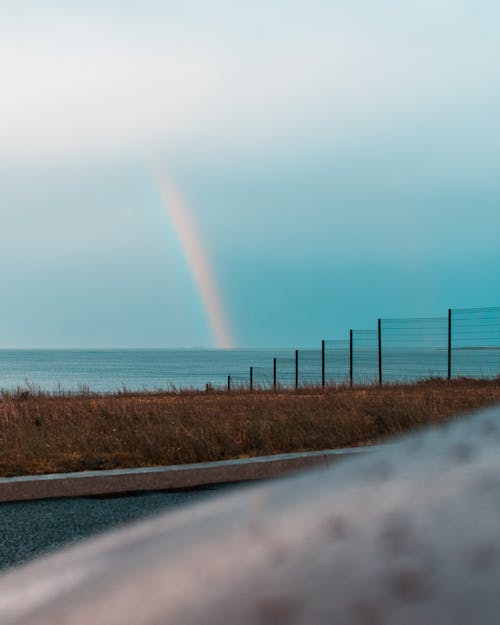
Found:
[0,483,242,571]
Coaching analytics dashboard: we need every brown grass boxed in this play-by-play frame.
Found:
[0,378,499,477]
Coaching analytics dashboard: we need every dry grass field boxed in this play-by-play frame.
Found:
[0,378,499,477]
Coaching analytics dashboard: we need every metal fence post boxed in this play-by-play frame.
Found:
[448,308,452,380]
[249,366,253,391]
[273,357,277,390]
[378,318,382,386]
[349,329,353,388]
[295,349,299,389]
[321,339,325,388]
[227,375,231,391]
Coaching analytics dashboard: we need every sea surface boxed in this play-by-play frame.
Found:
[0,347,498,394]
[0,349,276,393]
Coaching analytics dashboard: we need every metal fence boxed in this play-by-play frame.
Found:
[380,316,448,382]
[226,306,500,390]
[450,307,500,379]
[324,339,350,385]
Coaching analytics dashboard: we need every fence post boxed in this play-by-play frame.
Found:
[273,357,277,390]
[249,366,253,391]
[295,349,299,389]
[227,375,231,391]
[378,318,382,386]
[448,308,452,380]
[321,339,325,388]
[349,329,353,388]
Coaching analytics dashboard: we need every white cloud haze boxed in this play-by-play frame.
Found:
[1,1,499,164]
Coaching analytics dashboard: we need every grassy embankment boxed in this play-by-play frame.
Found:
[0,378,499,477]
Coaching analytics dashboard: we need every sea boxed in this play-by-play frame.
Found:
[0,349,304,393]
[0,347,498,394]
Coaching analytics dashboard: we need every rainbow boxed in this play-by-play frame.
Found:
[155,171,234,349]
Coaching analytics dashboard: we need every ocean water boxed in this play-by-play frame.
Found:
[0,347,498,394]
[0,349,305,393]
[0,349,272,393]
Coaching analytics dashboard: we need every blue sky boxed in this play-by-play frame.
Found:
[1,1,499,348]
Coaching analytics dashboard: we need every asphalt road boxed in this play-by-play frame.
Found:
[0,483,242,572]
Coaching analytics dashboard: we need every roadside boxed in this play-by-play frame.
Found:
[0,446,373,571]
[0,447,373,502]
[1,378,499,477]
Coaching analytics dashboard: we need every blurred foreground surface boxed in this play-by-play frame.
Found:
[1,405,500,624]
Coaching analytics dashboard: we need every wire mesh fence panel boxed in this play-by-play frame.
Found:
[250,365,274,389]
[276,353,296,388]
[324,339,350,384]
[352,330,378,384]
[451,307,500,378]
[297,349,322,387]
[380,317,448,382]
[227,375,249,390]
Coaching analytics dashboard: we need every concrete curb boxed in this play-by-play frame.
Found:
[0,447,375,502]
